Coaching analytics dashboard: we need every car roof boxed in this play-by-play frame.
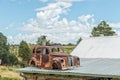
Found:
[34,45,63,49]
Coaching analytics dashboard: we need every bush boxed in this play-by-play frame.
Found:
[9,54,18,65]
[1,77,19,80]
[1,67,8,72]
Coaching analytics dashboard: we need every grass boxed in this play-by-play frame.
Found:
[0,66,23,80]
[63,46,76,54]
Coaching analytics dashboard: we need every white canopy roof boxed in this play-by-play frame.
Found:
[71,36,120,58]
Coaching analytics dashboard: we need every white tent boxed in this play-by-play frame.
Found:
[71,36,120,58]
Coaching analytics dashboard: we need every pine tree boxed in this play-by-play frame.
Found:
[91,21,116,37]
[18,40,31,62]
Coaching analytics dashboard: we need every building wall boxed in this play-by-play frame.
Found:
[23,73,86,80]
[22,73,120,80]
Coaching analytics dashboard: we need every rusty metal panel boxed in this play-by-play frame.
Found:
[29,45,80,70]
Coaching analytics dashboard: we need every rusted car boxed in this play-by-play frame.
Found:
[29,45,80,70]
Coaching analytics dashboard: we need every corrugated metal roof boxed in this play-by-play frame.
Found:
[17,58,120,78]
[72,36,120,58]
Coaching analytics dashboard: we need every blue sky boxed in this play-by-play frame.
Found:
[0,0,120,44]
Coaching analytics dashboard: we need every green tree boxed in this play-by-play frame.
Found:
[9,53,18,65]
[76,37,82,45]
[91,21,116,37]
[67,43,74,46]
[0,32,10,65]
[0,32,18,65]
[37,36,51,45]
[18,40,31,62]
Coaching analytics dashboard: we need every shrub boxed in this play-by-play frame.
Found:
[1,77,19,80]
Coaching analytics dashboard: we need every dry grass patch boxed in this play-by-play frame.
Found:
[0,66,23,80]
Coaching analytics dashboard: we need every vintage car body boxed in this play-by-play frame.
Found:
[29,45,80,70]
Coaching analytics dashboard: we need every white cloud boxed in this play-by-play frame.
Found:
[109,22,120,35]
[8,33,42,44]
[7,0,95,44]
[39,0,48,3]
[56,0,84,2]
[78,14,94,23]
[109,22,120,28]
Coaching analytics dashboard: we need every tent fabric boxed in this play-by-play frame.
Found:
[71,36,120,58]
